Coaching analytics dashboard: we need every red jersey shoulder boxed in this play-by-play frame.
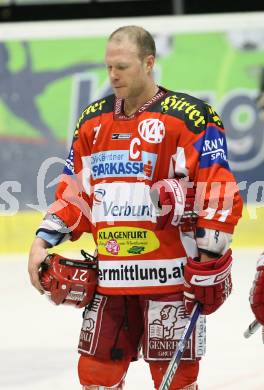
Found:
[149,90,223,134]
[74,95,114,137]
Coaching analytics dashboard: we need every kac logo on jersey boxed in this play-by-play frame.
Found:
[194,125,230,169]
[138,119,165,144]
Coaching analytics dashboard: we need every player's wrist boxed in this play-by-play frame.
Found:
[32,236,51,250]
[196,227,232,256]
[199,250,219,262]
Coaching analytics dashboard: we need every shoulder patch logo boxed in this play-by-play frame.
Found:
[138,119,165,144]
[194,125,230,169]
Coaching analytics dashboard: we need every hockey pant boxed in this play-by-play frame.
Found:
[78,293,205,389]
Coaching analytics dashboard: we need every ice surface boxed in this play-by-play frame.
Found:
[0,248,263,389]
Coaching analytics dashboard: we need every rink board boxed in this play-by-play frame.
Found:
[0,11,264,255]
[0,12,264,210]
[0,205,263,254]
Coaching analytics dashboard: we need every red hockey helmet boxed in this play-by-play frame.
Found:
[39,251,97,308]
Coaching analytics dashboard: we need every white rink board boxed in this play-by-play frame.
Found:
[0,248,263,390]
[1,12,264,41]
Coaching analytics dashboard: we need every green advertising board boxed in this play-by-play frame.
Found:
[1,31,263,142]
[0,15,264,252]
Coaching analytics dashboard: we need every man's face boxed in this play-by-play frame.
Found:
[105,37,151,100]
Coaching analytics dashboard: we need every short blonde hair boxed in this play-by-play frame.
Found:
[109,25,156,60]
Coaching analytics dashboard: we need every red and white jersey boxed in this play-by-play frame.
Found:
[51,87,243,296]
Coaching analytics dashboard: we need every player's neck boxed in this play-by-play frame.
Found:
[123,83,159,117]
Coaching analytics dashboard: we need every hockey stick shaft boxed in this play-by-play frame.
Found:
[244,319,261,338]
[159,302,202,390]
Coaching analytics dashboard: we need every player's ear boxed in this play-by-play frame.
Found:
[144,54,155,73]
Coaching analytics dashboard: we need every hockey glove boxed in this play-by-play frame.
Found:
[150,178,197,230]
[183,249,233,315]
[39,251,97,308]
[250,254,264,325]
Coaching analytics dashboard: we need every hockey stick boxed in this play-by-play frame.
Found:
[159,302,202,390]
[244,319,261,338]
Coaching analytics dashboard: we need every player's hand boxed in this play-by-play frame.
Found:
[150,178,197,230]
[250,253,264,325]
[183,249,233,315]
[28,237,49,294]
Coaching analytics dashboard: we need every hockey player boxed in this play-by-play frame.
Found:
[28,26,243,389]
[250,253,264,325]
